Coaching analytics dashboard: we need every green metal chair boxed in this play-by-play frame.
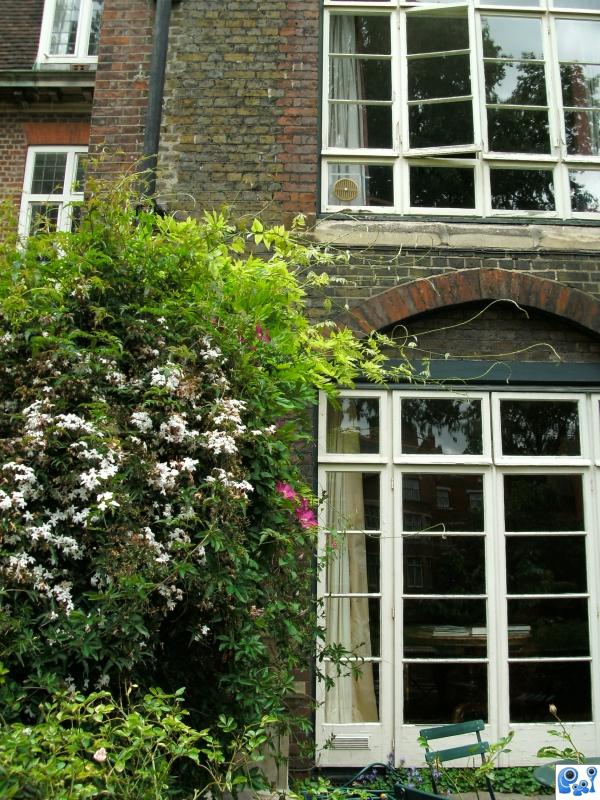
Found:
[395,784,448,800]
[419,720,496,800]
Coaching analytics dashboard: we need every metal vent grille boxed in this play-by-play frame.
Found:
[331,735,370,750]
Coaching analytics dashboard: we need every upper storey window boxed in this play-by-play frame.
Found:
[38,0,103,64]
[321,0,600,218]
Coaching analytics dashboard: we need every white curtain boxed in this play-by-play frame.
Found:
[325,408,378,723]
[329,16,367,204]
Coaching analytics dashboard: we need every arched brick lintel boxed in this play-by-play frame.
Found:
[344,268,600,338]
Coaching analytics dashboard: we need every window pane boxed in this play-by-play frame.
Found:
[504,474,584,531]
[487,108,550,154]
[324,661,380,723]
[506,536,587,594]
[565,110,600,157]
[403,474,484,532]
[326,397,380,454]
[31,153,68,194]
[327,532,380,594]
[508,598,589,657]
[410,166,475,209]
[326,472,380,531]
[482,16,543,60]
[404,599,487,658]
[409,102,474,149]
[404,662,487,723]
[485,62,547,105]
[408,54,471,101]
[88,0,103,56]
[403,535,485,594]
[407,10,469,55]
[401,398,483,455]
[330,58,391,102]
[501,400,580,456]
[570,170,600,212]
[480,0,541,6]
[509,661,591,722]
[556,19,600,63]
[73,154,87,191]
[560,65,600,109]
[554,0,600,8]
[330,15,391,55]
[327,163,394,207]
[329,104,392,149]
[29,203,60,235]
[325,597,381,657]
[70,203,83,231]
[50,0,80,55]
[491,169,555,211]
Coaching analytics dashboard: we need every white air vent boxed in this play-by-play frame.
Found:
[331,735,370,750]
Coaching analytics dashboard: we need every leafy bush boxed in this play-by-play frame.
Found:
[0,176,408,790]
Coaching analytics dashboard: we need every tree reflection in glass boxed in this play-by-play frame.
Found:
[401,398,482,455]
[500,400,580,455]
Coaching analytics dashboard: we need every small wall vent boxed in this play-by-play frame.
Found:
[331,735,370,750]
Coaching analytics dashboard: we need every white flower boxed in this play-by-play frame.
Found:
[202,430,237,455]
[130,411,153,433]
[150,362,183,391]
[97,491,120,511]
[93,747,108,763]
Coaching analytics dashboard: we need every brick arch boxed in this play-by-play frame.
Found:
[343,268,600,338]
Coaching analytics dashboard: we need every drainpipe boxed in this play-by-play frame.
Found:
[141,0,178,200]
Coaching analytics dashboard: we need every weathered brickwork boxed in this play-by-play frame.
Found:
[305,247,600,330]
[158,0,319,221]
[88,0,154,176]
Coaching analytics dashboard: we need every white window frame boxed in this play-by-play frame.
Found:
[37,0,102,64]
[18,146,87,239]
[321,0,600,219]
[316,387,600,766]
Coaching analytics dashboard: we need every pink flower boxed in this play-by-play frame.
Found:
[276,481,297,501]
[93,747,108,763]
[255,324,271,342]
[295,498,318,529]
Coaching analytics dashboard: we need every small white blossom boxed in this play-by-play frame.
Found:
[130,411,153,433]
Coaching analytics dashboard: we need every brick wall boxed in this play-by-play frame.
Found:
[88,0,154,177]
[158,0,320,221]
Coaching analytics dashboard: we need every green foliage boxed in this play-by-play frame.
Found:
[0,174,414,793]
[537,704,586,763]
[0,679,274,799]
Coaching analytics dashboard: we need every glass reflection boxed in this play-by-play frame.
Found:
[506,536,587,594]
[554,0,600,8]
[325,597,381,657]
[327,397,380,454]
[326,532,380,594]
[570,170,600,212]
[561,64,600,108]
[324,661,380,723]
[488,108,550,153]
[485,62,547,105]
[500,400,580,455]
[328,163,394,207]
[508,598,589,658]
[402,474,484,532]
[409,102,474,149]
[407,10,469,55]
[482,16,543,60]
[404,599,487,658]
[565,110,600,157]
[491,170,555,211]
[401,398,483,455]
[330,58,391,101]
[410,167,475,208]
[404,535,485,594]
[327,472,380,530]
[509,661,591,722]
[409,54,470,101]
[404,662,487,723]
[504,474,584,531]
[556,19,600,63]
[330,15,391,55]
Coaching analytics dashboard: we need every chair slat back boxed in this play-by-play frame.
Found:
[424,741,489,764]
[420,720,485,741]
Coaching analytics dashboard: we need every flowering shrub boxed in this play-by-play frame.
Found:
[0,177,407,787]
